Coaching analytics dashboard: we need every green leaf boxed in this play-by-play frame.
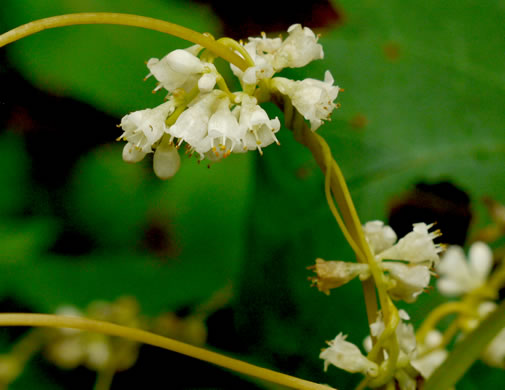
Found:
[1,0,221,116]
[0,253,232,315]
[0,132,29,216]
[0,218,59,262]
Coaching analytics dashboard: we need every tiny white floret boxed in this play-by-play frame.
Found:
[320,333,378,376]
[436,241,493,297]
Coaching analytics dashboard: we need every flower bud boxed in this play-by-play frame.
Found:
[153,139,181,180]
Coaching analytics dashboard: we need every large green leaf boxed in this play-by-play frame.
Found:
[0,132,29,216]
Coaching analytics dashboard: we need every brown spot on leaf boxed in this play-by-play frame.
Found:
[382,41,402,62]
[388,181,472,245]
[143,217,179,258]
[349,113,368,129]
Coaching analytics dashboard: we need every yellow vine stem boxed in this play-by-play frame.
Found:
[415,302,472,345]
[290,118,393,325]
[0,13,249,71]
[0,313,334,390]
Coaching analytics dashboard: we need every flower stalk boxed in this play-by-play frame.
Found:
[0,13,249,71]
[0,313,334,390]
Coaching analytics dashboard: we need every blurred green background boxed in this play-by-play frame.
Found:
[0,0,504,389]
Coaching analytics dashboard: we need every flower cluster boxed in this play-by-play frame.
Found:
[321,310,448,387]
[45,298,143,371]
[118,25,340,179]
[435,242,505,368]
[312,220,448,387]
[311,221,443,302]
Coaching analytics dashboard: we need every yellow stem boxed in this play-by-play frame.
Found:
[291,121,392,324]
[94,366,116,390]
[416,302,471,343]
[217,37,255,67]
[0,13,249,71]
[323,148,364,261]
[0,313,334,390]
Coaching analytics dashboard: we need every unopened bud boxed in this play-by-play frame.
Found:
[153,139,181,179]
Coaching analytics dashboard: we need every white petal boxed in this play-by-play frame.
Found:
[320,333,378,376]
[436,245,479,296]
[383,262,431,302]
[469,241,493,282]
[363,220,397,255]
[198,72,217,92]
[272,74,339,132]
[272,24,323,70]
[165,49,204,74]
[412,350,448,378]
[379,223,442,266]
[122,142,146,163]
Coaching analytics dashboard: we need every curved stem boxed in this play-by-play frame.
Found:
[416,302,472,344]
[424,298,505,390]
[0,313,334,390]
[0,13,249,71]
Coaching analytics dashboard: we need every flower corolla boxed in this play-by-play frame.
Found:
[146,46,217,94]
[231,24,323,85]
[272,71,340,131]
[361,221,442,302]
[436,241,493,297]
[320,333,378,376]
[309,258,370,295]
[411,330,448,379]
[119,99,176,153]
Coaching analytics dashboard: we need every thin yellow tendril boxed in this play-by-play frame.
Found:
[0,13,249,71]
[217,37,255,67]
[416,302,472,344]
[0,313,334,390]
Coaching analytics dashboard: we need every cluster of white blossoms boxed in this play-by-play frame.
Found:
[311,221,443,302]
[45,299,142,371]
[118,25,340,179]
[436,241,493,296]
[321,310,448,388]
[436,242,505,368]
[314,221,447,386]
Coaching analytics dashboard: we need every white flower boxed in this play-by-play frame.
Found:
[122,142,147,163]
[411,330,448,378]
[362,221,441,302]
[119,100,176,153]
[272,71,340,131]
[146,47,216,94]
[231,42,276,85]
[320,333,378,376]
[237,94,280,154]
[483,326,505,368]
[167,91,224,156]
[153,138,181,180]
[378,223,443,267]
[231,25,323,85]
[309,258,370,295]
[205,98,244,160]
[436,242,493,297]
[272,24,324,70]
[363,220,397,255]
[381,262,431,303]
[368,310,417,362]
